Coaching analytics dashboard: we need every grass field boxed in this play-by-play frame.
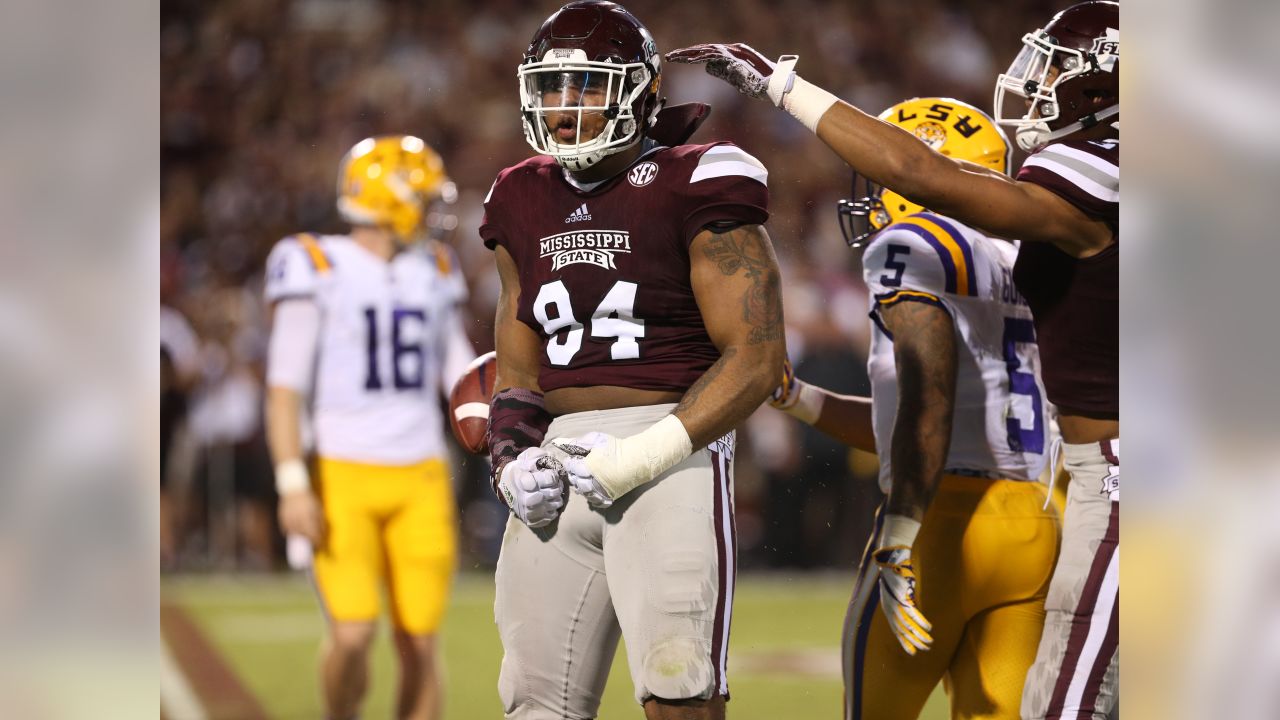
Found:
[162,571,948,719]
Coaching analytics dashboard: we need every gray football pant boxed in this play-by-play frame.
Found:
[1022,439,1120,719]
[495,404,737,719]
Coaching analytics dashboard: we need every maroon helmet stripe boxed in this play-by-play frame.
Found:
[1045,501,1120,719]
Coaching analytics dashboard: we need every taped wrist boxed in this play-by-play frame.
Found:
[486,388,551,503]
[778,378,825,426]
[878,514,922,551]
[781,75,839,133]
[587,415,693,500]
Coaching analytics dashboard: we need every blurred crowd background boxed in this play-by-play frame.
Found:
[159,0,1063,572]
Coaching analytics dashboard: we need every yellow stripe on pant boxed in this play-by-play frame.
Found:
[313,457,458,635]
[844,475,1061,720]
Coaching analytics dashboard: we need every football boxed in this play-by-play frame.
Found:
[448,351,497,455]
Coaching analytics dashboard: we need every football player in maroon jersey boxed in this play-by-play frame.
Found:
[480,3,785,719]
[671,3,1119,718]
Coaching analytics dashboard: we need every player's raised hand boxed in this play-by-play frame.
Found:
[873,546,934,655]
[666,43,798,106]
[497,447,569,528]
[550,433,616,509]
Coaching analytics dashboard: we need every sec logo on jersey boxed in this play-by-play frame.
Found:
[628,161,659,187]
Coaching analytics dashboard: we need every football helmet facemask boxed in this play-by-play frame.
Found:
[336,135,455,243]
[838,97,1011,248]
[994,1,1119,151]
[519,1,663,172]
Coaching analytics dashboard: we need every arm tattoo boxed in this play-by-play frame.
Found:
[701,226,784,344]
[674,346,737,416]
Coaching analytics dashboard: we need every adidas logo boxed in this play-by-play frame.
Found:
[564,203,592,224]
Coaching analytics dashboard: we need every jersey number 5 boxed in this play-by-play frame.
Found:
[533,280,645,366]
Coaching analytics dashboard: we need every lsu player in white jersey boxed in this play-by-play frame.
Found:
[769,99,1059,719]
[264,135,474,720]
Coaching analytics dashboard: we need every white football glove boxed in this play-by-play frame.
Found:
[549,416,694,509]
[550,433,615,509]
[873,546,934,655]
[665,43,797,106]
[496,447,568,528]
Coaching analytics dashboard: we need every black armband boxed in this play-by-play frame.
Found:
[486,388,552,499]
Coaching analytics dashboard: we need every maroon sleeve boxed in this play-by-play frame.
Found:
[1016,139,1119,228]
[679,143,770,244]
[480,169,513,252]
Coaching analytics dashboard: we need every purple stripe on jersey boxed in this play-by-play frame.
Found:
[918,213,977,296]
[710,449,729,697]
[867,309,894,341]
[892,223,958,294]
[848,507,886,720]
[1046,502,1120,719]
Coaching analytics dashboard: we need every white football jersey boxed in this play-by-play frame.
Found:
[863,212,1047,493]
[264,234,469,464]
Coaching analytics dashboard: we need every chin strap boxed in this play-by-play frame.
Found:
[1017,104,1120,151]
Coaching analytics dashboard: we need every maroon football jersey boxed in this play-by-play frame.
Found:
[1013,139,1119,418]
[481,142,769,393]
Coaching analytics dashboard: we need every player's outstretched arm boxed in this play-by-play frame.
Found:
[769,358,877,453]
[667,44,1111,257]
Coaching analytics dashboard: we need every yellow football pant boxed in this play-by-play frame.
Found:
[313,457,458,635]
[844,475,1061,720]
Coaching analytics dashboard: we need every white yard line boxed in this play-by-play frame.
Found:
[159,636,207,720]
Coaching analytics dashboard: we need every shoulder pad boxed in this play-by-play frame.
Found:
[688,142,768,186]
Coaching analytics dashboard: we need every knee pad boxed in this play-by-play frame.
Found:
[639,637,714,702]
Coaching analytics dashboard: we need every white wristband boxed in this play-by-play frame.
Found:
[781,75,840,133]
[275,459,311,495]
[589,414,694,500]
[781,379,825,426]
[766,55,799,106]
[879,514,922,549]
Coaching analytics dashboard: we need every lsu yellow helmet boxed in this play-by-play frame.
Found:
[336,135,453,241]
[837,97,1012,247]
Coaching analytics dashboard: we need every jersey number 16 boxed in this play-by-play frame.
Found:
[363,307,426,391]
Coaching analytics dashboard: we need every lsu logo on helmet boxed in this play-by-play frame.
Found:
[837,97,1011,247]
